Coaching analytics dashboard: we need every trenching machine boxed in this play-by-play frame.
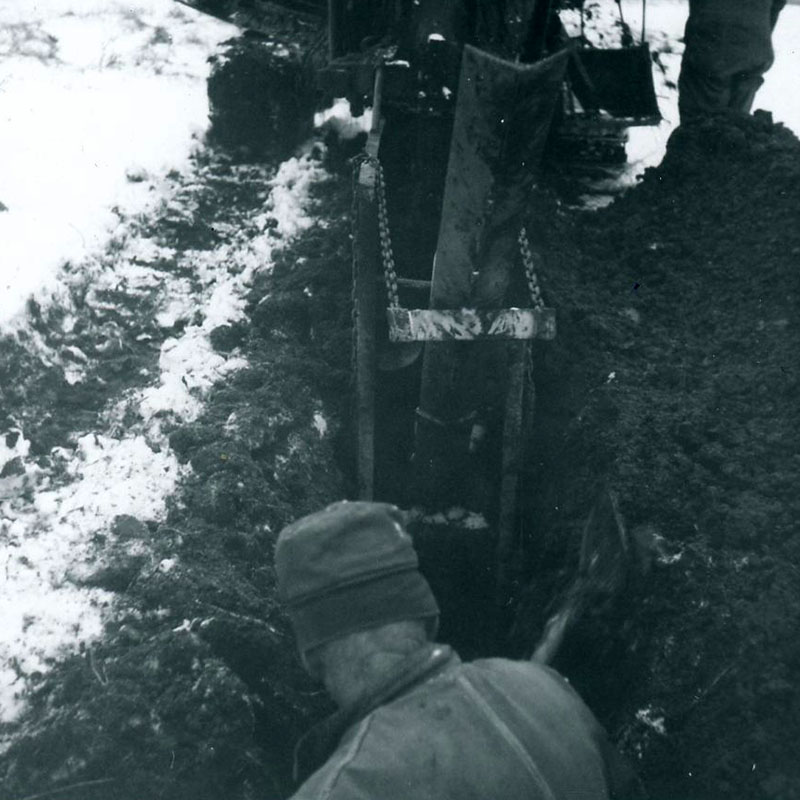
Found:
[178,0,658,649]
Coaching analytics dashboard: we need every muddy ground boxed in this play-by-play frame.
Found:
[1,60,799,800]
[515,110,800,800]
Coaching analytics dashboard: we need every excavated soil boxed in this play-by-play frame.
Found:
[1,94,798,800]
[513,110,800,800]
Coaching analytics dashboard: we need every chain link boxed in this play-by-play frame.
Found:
[366,156,400,309]
[518,226,545,312]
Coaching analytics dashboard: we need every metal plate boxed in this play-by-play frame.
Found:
[387,307,556,341]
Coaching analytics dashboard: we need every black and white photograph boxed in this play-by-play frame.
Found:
[0,1,797,798]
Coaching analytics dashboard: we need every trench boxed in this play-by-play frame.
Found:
[202,33,626,722]
[362,107,506,660]
[350,105,649,744]
[355,108,616,674]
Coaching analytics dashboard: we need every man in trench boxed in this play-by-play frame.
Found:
[678,0,786,120]
[275,500,642,799]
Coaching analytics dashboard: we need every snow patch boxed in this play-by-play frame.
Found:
[40,434,182,535]
[158,557,178,574]
[138,330,249,426]
[0,433,183,721]
[0,2,235,329]
[132,147,328,432]
[313,412,329,438]
[0,73,330,725]
[268,150,330,239]
[636,706,668,736]
[315,98,372,141]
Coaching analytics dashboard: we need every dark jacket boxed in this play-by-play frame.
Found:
[291,644,640,800]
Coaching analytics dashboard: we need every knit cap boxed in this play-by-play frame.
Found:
[275,501,439,655]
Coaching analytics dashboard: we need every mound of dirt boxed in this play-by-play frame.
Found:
[207,36,317,160]
[513,110,800,800]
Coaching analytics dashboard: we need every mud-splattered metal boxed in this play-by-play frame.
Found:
[387,306,556,341]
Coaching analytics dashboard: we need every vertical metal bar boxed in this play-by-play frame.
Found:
[495,341,529,607]
[352,68,387,500]
[354,158,380,500]
[371,66,385,135]
[327,0,339,60]
[523,0,556,62]
[641,0,647,43]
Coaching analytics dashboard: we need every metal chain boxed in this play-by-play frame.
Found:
[357,153,544,314]
[518,226,545,312]
[368,156,400,309]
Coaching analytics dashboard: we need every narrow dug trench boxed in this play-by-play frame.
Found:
[2,107,797,800]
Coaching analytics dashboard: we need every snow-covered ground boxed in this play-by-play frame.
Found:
[3,0,799,326]
[0,0,236,327]
[1,0,799,726]
[0,1,335,723]
[0,145,328,721]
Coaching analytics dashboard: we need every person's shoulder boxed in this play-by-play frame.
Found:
[291,703,451,800]
[290,658,610,800]
[461,656,601,727]
[320,671,475,788]
[290,715,377,800]
[466,654,575,691]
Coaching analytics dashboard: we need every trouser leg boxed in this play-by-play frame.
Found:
[771,0,786,29]
[678,59,731,122]
[728,72,765,114]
